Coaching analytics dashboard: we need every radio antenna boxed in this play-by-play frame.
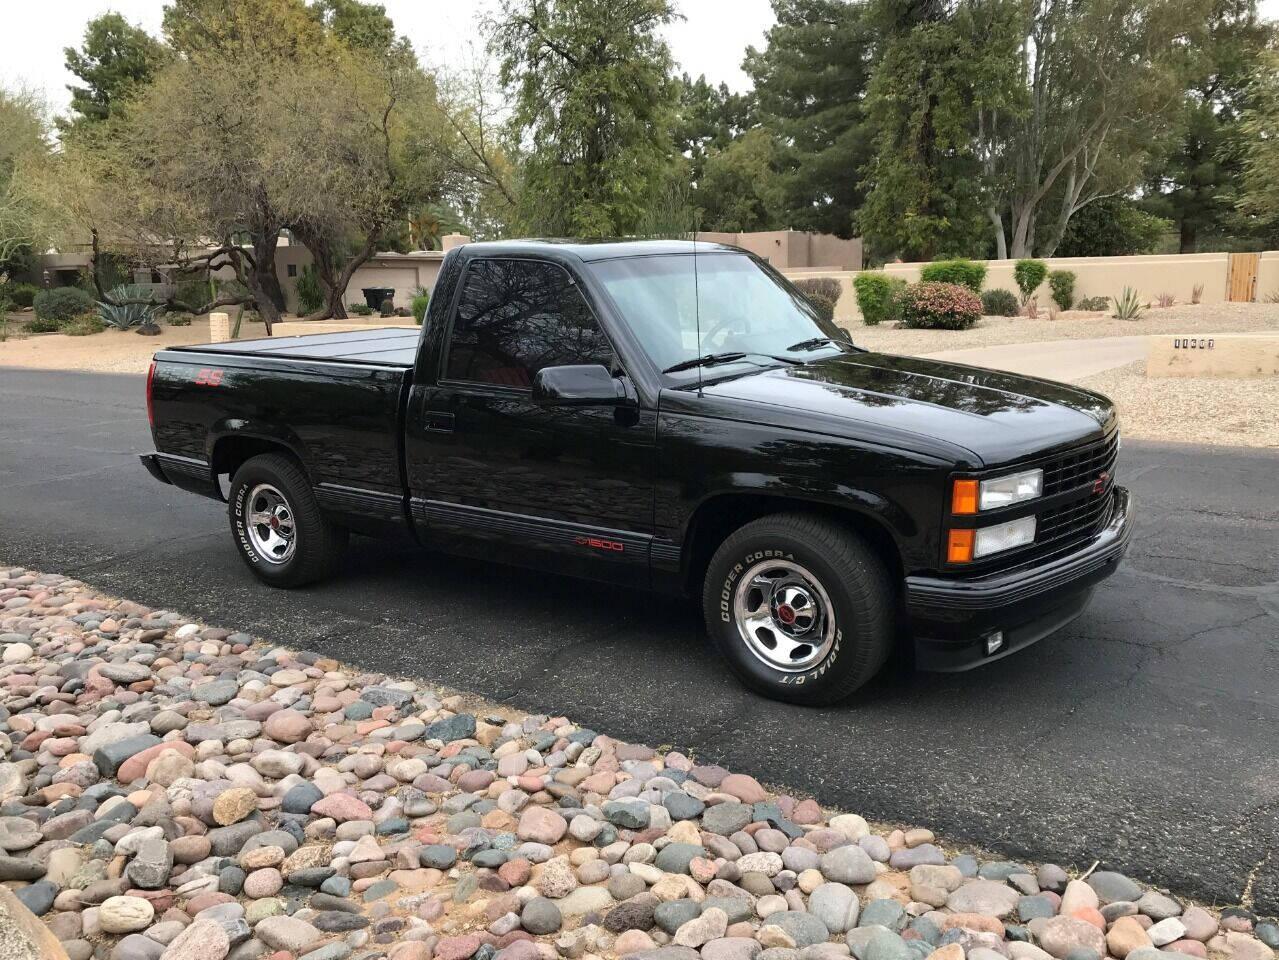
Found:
[692,209,702,394]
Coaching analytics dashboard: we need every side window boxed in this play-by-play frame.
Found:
[445,259,614,388]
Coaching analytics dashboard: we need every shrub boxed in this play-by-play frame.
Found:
[1013,259,1048,302]
[34,286,94,324]
[1155,292,1176,307]
[64,313,106,336]
[412,292,430,324]
[98,285,163,330]
[348,302,374,316]
[24,315,62,333]
[920,259,987,292]
[295,263,324,315]
[166,312,193,326]
[1047,270,1075,310]
[380,296,394,317]
[1112,287,1143,321]
[852,272,906,326]
[1077,295,1109,311]
[1191,283,1204,304]
[805,294,836,322]
[793,276,844,306]
[174,279,210,309]
[899,281,982,331]
[981,288,1019,316]
[6,282,37,307]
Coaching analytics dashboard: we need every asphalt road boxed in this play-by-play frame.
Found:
[2,367,1277,913]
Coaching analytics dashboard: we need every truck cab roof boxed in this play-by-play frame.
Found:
[456,238,744,262]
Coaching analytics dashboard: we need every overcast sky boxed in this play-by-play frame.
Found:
[3,0,1278,121]
[0,0,774,118]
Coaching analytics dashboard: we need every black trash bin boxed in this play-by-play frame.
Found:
[361,287,395,310]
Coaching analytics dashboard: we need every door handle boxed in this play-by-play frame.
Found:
[424,411,455,433]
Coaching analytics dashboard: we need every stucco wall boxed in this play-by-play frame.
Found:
[784,252,1264,324]
[697,230,861,270]
[273,245,443,314]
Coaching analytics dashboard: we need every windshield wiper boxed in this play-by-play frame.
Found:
[661,351,801,374]
[786,336,852,352]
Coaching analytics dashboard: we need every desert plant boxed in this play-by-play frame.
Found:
[64,312,106,336]
[1076,295,1109,310]
[411,292,431,325]
[34,286,95,324]
[348,302,374,316]
[24,315,62,333]
[852,273,907,326]
[1047,270,1076,310]
[1155,292,1176,307]
[166,313,193,326]
[1191,283,1204,305]
[805,294,837,322]
[1013,259,1048,303]
[898,281,982,331]
[295,263,324,315]
[5,282,37,308]
[980,288,1019,316]
[793,276,844,304]
[920,258,987,292]
[1047,305,1060,322]
[1022,298,1040,319]
[97,284,163,330]
[174,278,211,309]
[380,296,394,318]
[1112,287,1143,321]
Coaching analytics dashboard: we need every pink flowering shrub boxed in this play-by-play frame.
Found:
[899,281,982,330]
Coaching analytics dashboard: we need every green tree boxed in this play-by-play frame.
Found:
[1056,196,1172,256]
[744,0,873,238]
[673,73,754,185]
[0,87,50,263]
[858,0,1013,261]
[61,13,167,131]
[492,0,679,236]
[1142,0,1271,252]
[1236,52,1279,238]
[311,0,398,54]
[696,128,787,232]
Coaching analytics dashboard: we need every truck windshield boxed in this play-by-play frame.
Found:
[587,253,851,378]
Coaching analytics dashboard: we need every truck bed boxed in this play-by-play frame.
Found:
[168,326,419,367]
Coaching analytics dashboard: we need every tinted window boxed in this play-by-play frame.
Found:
[445,258,614,388]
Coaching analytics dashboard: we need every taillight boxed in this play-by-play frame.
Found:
[146,361,157,430]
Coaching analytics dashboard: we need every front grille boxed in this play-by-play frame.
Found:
[1043,428,1119,496]
[1038,491,1112,551]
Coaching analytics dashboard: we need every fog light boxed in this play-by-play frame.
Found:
[985,631,1004,655]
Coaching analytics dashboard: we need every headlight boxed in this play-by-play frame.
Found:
[947,516,1037,563]
[951,468,1043,513]
[979,469,1043,510]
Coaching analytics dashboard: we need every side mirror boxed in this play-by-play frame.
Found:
[532,364,630,406]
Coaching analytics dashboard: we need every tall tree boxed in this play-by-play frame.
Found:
[1236,52,1279,240]
[61,13,167,131]
[1143,0,1271,251]
[696,128,787,232]
[858,0,1015,261]
[491,0,679,236]
[980,0,1205,259]
[0,87,50,264]
[673,73,755,185]
[744,0,873,238]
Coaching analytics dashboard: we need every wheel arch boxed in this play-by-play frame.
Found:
[209,427,311,489]
[681,492,906,596]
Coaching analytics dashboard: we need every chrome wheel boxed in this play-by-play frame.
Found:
[732,558,836,672]
[245,483,296,565]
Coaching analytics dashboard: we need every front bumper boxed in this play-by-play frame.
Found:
[905,485,1132,671]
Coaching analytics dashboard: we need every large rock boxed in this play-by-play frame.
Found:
[159,917,230,960]
[809,883,860,933]
[253,915,321,953]
[946,879,1021,918]
[1034,916,1108,959]
[0,884,71,960]
[517,806,568,844]
[93,734,163,778]
[99,896,156,934]
[820,845,877,884]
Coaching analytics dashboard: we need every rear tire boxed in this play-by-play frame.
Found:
[701,512,894,705]
[228,453,347,587]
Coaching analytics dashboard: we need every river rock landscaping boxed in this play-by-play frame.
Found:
[1,565,1275,960]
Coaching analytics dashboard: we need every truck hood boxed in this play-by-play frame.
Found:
[698,352,1116,467]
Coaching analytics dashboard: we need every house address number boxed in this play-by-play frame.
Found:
[1173,338,1214,349]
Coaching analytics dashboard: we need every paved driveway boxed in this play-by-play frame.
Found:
[923,335,1150,380]
[1,367,1277,912]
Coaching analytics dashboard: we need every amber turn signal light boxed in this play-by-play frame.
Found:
[951,478,979,515]
[947,528,974,563]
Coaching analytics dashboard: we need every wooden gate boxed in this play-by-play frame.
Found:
[1227,252,1260,302]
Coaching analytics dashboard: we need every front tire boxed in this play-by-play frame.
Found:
[701,512,894,705]
[228,453,347,587]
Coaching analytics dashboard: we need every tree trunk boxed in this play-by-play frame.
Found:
[1179,220,1196,254]
[248,230,283,334]
[988,206,1008,260]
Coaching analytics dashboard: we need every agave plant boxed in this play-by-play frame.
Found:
[1111,287,1143,321]
[98,285,163,331]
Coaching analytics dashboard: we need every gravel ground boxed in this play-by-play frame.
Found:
[846,303,1279,355]
[2,566,1277,960]
[1078,361,1279,448]
[0,316,413,375]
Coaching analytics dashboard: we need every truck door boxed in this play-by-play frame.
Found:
[403,256,657,586]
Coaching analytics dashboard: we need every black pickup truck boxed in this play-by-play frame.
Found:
[142,239,1132,704]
